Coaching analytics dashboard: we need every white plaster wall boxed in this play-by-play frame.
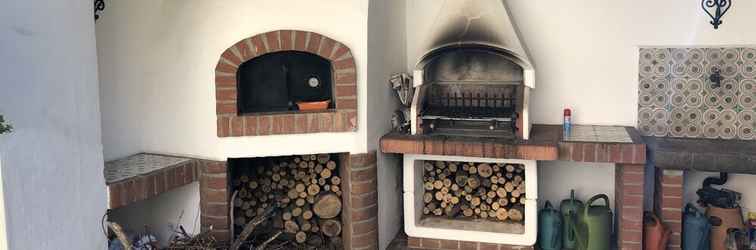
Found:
[407,0,756,126]
[0,1,106,249]
[684,172,756,218]
[537,161,616,212]
[0,156,7,250]
[368,0,406,248]
[96,0,370,162]
[109,183,201,247]
[95,0,372,246]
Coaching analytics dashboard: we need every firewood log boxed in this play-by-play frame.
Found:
[497,188,508,198]
[321,219,342,237]
[434,191,445,201]
[424,181,434,191]
[454,174,468,187]
[504,182,514,192]
[435,161,446,169]
[301,221,312,232]
[511,189,521,198]
[433,208,443,215]
[307,184,320,196]
[331,176,341,185]
[463,208,474,217]
[292,207,303,217]
[468,165,477,175]
[313,192,341,219]
[481,178,492,188]
[477,163,493,178]
[509,205,524,222]
[288,189,300,200]
[326,160,337,170]
[424,162,434,172]
[466,176,480,189]
[471,197,481,207]
[314,164,324,174]
[320,168,332,179]
[496,208,509,221]
[295,231,307,243]
[433,180,443,190]
[424,192,433,203]
[448,163,458,172]
[505,164,515,173]
[284,220,299,234]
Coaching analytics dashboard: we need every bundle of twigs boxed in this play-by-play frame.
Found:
[167,225,225,250]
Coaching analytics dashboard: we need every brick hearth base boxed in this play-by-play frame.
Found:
[198,151,379,249]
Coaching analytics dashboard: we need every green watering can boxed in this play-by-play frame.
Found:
[568,194,613,250]
[539,201,563,250]
[560,190,584,249]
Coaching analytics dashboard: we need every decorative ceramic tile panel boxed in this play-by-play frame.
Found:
[104,153,192,184]
[638,47,756,140]
[563,125,633,143]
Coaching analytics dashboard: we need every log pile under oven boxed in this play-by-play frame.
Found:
[422,161,525,223]
[231,154,343,249]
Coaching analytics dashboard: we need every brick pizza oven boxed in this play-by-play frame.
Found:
[215,30,358,137]
[197,29,378,249]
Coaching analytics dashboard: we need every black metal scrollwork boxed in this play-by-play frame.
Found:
[702,0,732,29]
[94,0,105,21]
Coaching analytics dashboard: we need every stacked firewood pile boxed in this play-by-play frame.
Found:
[422,161,526,223]
[231,154,343,249]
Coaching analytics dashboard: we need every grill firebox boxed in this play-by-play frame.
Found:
[411,44,532,139]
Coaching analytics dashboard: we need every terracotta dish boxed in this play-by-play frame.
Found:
[296,100,330,111]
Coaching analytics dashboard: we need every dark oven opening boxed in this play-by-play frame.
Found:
[237,51,334,114]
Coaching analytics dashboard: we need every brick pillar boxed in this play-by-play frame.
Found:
[616,164,645,250]
[199,160,230,242]
[655,169,684,250]
[344,151,379,250]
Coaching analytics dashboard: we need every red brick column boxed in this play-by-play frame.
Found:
[199,160,230,242]
[616,164,645,250]
[343,151,379,250]
[655,169,684,250]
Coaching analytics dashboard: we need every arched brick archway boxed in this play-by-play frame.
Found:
[214,30,358,137]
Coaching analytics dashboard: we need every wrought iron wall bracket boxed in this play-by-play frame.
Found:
[702,0,732,29]
[94,0,105,21]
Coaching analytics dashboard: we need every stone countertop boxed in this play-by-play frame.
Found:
[105,153,193,184]
[380,124,646,164]
[104,153,200,209]
[645,136,756,174]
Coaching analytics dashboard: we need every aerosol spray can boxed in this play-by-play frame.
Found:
[563,108,572,135]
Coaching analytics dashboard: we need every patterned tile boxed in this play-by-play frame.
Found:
[638,47,756,140]
[104,153,192,184]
